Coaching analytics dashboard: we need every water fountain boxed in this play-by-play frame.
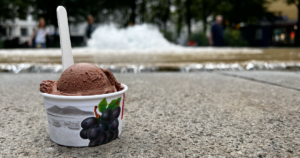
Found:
[1,24,300,73]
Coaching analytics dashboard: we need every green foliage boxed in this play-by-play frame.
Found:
[162,30,176,43]
[0,0,277,47]
[0,0,34,21]
[0,38,3,48]
[174,0,184,37]
[190,0,227,22]
[285,0,299,5]
[219,0,276,24]
[147,0,171,30]
[189,32,209,46]
[223,28,248,47]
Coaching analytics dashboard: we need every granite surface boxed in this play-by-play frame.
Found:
[0,72,300,157]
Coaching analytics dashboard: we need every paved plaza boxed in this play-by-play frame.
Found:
[1,71,300,157]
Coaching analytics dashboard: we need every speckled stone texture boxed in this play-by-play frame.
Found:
[0,72,300,157]
[220,71,300,90]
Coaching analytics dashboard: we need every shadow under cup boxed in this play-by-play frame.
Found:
[40,84,128,147]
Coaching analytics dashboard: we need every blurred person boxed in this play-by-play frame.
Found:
[209,15,223,47]
[85,15,97,45]
[29,18,50,48]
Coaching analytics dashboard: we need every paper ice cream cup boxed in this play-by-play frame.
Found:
[40,84,128,147]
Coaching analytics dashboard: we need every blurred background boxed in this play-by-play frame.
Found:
[0,0,300,72]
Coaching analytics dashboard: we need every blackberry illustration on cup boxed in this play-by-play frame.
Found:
[41,92,127,147]
[79,97,122,147]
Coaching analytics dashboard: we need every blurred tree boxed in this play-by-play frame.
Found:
[175,0,184,37]
[147,0,171,30]
[93,0,137,26]
[191,0,224,33]
[220,0,275,24]
[173,0,222,38]
[98,0,132,26]
[284,0,300,45]
[33,0,112,28]
[29,0,277,45]
[33,0,147,27]
[128,0,137,25]
[0,0,34,22]
[190,0,275,32]
[162,0,171,30]
[139,0,147,23]
[223,28,248,46]
[33,0,61,28]
[185,0,191,37]
[189,31,209,46]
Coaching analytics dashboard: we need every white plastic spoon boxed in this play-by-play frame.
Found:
[57,6,74,71]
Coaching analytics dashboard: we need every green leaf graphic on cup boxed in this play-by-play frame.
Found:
[98,98,107,113]
[108,97,121,110]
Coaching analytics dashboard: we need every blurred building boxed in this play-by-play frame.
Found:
[0,14,88,48]
[268,0,298,46]
[0,15,37,48]
[1,17,37,43]
[268,0,297,20]
[240,0,298,47]
[0,15,55,48]
[69,22,89,46]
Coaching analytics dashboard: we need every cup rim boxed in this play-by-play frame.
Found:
[40,83,128,100]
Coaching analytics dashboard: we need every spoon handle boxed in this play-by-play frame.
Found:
[57,6,74,71]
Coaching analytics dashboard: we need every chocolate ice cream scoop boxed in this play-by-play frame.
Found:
[40,80,58,94]
[40,63,123,96]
